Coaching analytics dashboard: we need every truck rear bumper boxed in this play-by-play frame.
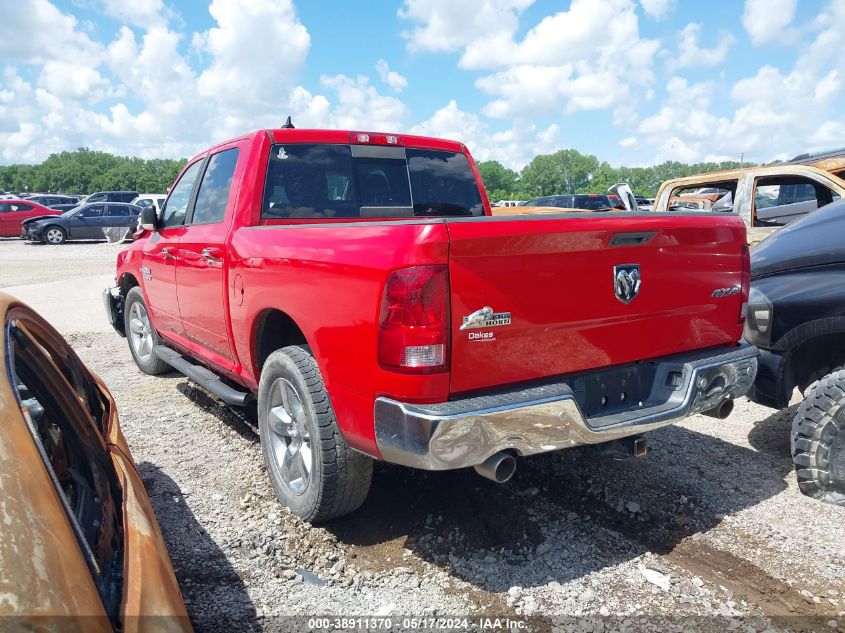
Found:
[374,343,759,470]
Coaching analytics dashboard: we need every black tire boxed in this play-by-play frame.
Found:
[123,287,170,375]
[258,346,372,523]
[42,225,66,245]
[791,369,845,506]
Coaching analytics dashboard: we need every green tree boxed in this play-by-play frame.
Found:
[477,160,519,199]
[520,149,601,197]
[0,149,186,194]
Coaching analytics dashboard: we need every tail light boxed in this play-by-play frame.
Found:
[378,265,450,372]
[739,243,750,324]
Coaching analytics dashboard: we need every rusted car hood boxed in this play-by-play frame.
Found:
[0,293,191,633]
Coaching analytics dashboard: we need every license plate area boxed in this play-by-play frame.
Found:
[570,363,657,418]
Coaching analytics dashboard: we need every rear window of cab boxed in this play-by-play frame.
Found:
[262,143,484,219]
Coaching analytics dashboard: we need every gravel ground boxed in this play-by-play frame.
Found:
[2,238,844,632]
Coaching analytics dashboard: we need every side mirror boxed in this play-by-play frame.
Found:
[608,183,639,212]
[138,206,158,231]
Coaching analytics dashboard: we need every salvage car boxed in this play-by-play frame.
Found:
[0,199,60,236]
[0,292,190,631]
[654,165,845,244]
[23,202,140,244]
[745,199,845,506]
[104,127,758,523]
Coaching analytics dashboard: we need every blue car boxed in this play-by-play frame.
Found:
[22,202,141,244]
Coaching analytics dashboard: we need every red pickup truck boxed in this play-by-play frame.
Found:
[104,127,759,522]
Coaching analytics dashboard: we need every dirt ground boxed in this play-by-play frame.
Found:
[2,238,844,632]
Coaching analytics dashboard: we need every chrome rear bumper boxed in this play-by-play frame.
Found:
[374,344,759,470]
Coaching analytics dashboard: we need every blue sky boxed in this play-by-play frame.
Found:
[2,0,843,169]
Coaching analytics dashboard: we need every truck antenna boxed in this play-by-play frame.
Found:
[281,116,295,129]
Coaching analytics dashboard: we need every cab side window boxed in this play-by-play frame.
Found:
[161,160,203,228]
[192,148,239,225]
[753,176,834,226]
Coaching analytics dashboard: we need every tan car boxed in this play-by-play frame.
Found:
[654,165,845,244]
[0,293,191,633]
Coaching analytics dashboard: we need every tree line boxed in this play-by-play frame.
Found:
[0,148,187,195]
[0,145,750,200]
[478,150,754,202]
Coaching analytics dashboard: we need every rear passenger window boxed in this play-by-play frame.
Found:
[262,143,484,219]
[406,148,483,216]
[107,205,129,217]
[192,148,239,225]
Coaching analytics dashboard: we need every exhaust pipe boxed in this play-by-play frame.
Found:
[474,452,517,483]
[701,398,734,419]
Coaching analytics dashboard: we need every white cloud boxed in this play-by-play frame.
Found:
[0,0,103,65]
[402,0,659,120]
[194,0,310,116]
[399,0,534,54]
[639,0,674,19]
[38,62,114,102]
[742,0,798,45]
[411,100,560,169]
[634,54,845,164]
[668,23,735,71]
[375,60,408,92]
[619,136,637,148]
[317,74,408,131]
[102,0,168,28]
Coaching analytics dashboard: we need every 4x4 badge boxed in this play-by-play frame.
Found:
[614,264,641,304]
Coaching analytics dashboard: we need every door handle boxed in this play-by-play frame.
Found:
[161,247,174,259]
[201,247,221,264]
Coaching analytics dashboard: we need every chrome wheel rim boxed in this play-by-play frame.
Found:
[45,228,63,243]
[128,302,154,363]
[267,378,312,496]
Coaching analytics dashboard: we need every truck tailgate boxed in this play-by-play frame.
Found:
[447,213,747,394]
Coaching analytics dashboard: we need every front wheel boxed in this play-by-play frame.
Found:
[124,287,170,375]
[258,345,372,523]
[42,225,66,244]
[791,370,845,506]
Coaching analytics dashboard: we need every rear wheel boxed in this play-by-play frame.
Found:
[258,345,372,523]
[124,287,169,375]
[43,225,66,244]
[791,369,845,506]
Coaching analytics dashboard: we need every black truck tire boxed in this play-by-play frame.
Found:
[124,287,170,375]
[791,369,845,506]
[258,345,372,523]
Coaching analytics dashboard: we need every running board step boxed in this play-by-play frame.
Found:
[153,345,253,406]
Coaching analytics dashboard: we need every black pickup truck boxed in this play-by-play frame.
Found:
[745,199,845,506]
